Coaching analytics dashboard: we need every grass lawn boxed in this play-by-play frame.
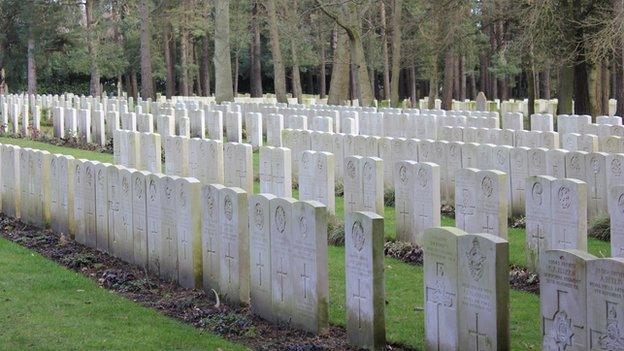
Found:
[0,136,610,349]
[0,237,247,350]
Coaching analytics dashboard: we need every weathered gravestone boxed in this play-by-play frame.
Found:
[540,249,595,350]
[345,211,385,350]
[525,175,556,272]
[291,200,329,334]
[457,233,509,351]
[259,146,292,197]
[412,162,441,244]
[586,258,624,350]
[249,194,275,321]
[131,171,149,268]
[476,170,508,239]
[423,227,464,351]
[224,142,254,194]
[176,177,202,289]
[270,197,297,324]
[455,168,479,233]
[394,160,417,243]
[202,183,225,292]
[550,178,587,251]
[219,186,250,304]
[609,185,624,258]
[159,175,180,282]
[146,173,163,273]
[299,150,336,214]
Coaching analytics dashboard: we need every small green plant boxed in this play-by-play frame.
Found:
[384,188,395,207]
[200,312,255,336]
[589,216,610,241]
[327,216,345,246]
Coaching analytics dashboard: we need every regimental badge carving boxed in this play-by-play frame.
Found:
[346,159,356,179]
[542,310,574,351]
[612,158,623,176]
[591,157,601,174]
[302,152,310,169]
[600,305,624,349]
[618,193,624,215]
[481,176,493,198]
[351,220,365,252]
[148,180,157,202]
[206,192,215,217]
[399,165,407,183]
[254,203,264,230]
[316,158,324,171]
[164,181,173,200]
[569,155,580,171]
[86,166,93,186]
[496,150,505,166]
[363,161,373,181]
[532,181,543,206]
[122,176,129,193]
[179,187,187,209]
[97,169,104,186]
[299,216,308,238]
[466,237,486,281]
[531,152,542,168]
[275,205,286,233]
[224,195,233,221]
[514,152,523,167]
[558,186,571,210]
[135,178,144,200]
[417,167,428,188]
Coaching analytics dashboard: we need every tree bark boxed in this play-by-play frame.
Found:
[214,0,234,103]
[410,63,416,107]
[389,0,403,107]
[460,55,466,101]
[164,22,175,98]
[319,39,327,99]
[180,28,190,96]
[428,54,438,109]
[265,0,287,103]
[290,43,303,102]
[139,0,154,99]
[249,0,263,97]
[380,1,390,100]
[441,48,454,110]
[86,0,100,97]
[27,34,36,94]
[558,65,574,114]
[328,31,350,105]
[201,34,211,96]
[616,0,624,116]
[233,52,239,95]
[130,70,138,99]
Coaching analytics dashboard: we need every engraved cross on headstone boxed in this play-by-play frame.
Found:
[468,313,488,351]
[352,278,366,329]
[425,262,455,348]
[301,263,310,299]
[256,251,264,286]
[483,214,494,234]
[589,300,624,349]
[542,290,584,349]
[276,256,288,302]
[224,242,235,284]
[206,235,218,278]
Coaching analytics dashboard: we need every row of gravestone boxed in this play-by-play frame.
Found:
[283,129,621,220]
[0,142,394,350]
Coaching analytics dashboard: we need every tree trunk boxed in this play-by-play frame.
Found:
[291,42,303,102]
[139,0,154,99]
[164,22,175,98]
[86,0,100,97]
[389,0,403,107]
[441,49,454,110]
[214,0,234,103]
[193,44,202,96]
[460,55,466,101]
[558,65,574,114]
[428,54,438,109]
[574,59,591,116]
[265,0,287,103]
[180,29,190,96]
[233,52,239,95]
[410,63,416,107]
[27,35,36,94]
[380,1,390,100]
[202,34,211,96]
[528,69,536,117]
[319,41,326,99]
[328,31,350,105]
[130,70,138,99]
[349,33,373,106]
[250,0,263,97]
[601,63,610,114]
[469,71,476,100]
[617,0,624,116]
[543,67,551,99]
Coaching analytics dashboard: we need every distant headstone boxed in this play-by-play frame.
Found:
[345,211,385,350]
[476,92,487,111]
